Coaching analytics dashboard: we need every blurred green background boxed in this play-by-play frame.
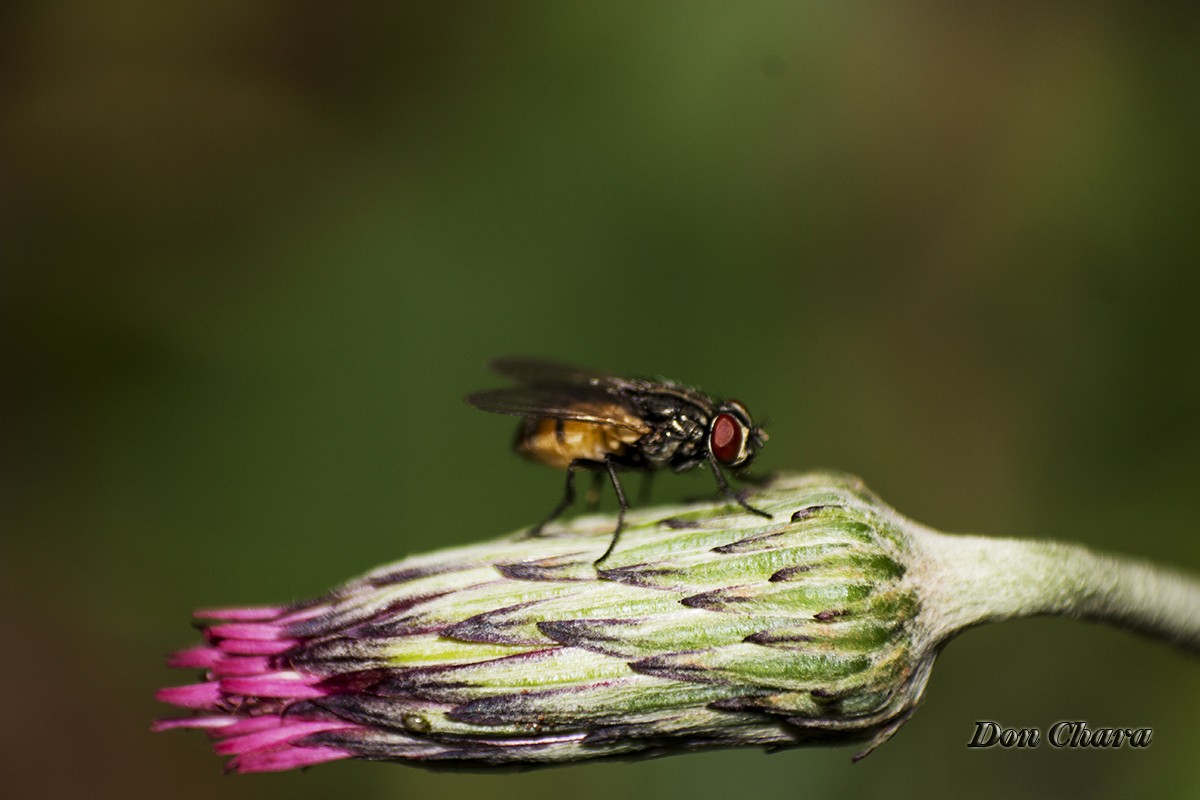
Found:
[3,2,1198,798]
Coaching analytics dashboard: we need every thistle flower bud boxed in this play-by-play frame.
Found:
[156,472,1200,773]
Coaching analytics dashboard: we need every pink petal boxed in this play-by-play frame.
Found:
[230,745,353,774]
[194,609,283,623]
[152,716,237,732]
[209,656,271,678]
[216,717,289,737]
[208,623,285,641]
[277,606,326,624]
[156,682,222,710]
[221,673,326,699]
[214,720,360,755]
[194,606,284,621]
[167,646,222,669]
[217,638,298,656]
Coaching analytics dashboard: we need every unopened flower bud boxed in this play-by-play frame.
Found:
[156,472,1200,773]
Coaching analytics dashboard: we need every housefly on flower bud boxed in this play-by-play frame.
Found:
[465,357,771,562]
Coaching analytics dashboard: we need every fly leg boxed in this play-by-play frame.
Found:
[637,470,655,505]
[584,471,605,511]
[707,454,772,519]
[593,455,630,566]
[528,459,588,537]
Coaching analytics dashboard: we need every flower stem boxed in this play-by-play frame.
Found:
[910,525,1200,652]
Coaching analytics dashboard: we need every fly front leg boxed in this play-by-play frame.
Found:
[706,454,772,520]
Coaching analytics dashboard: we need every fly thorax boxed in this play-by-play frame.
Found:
[637,429,682,465]
[640,415,705,466]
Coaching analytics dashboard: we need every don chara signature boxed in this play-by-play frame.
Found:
[968,720,1152,750]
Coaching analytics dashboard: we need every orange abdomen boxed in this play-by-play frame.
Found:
[515,418,644,470]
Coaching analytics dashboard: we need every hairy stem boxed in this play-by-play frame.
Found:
[910,524,1200,652]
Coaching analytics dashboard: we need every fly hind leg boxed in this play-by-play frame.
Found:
[584,471,605,511]
[528,459,589,537]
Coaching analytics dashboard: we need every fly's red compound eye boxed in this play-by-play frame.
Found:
[710,413,744,465]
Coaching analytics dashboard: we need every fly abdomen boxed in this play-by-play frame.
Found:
[515,418,645,470]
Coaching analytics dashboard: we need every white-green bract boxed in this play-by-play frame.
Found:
[156,472,1200,773]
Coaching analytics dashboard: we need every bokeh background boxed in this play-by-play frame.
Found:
[3,2,1198,799]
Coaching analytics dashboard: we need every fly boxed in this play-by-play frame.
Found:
[465,357,771,563]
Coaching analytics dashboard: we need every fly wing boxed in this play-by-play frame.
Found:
[464,384,651,433]
[485,357,637,389]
